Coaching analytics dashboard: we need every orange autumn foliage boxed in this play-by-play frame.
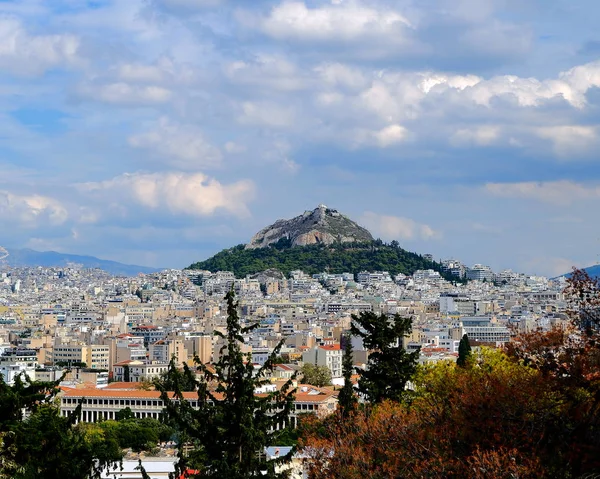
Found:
[299,269,600,478]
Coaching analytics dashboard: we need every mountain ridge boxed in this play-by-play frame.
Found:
[0,247,161,276]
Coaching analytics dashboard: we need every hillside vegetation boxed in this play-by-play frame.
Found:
[187,240,449,278]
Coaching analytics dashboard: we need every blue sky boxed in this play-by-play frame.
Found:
[0,0,599,276]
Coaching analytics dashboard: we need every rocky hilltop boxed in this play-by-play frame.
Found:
[246,204,373,249]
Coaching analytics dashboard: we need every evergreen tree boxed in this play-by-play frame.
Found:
[0,373,120,479]
[350,312,419,404]
[457,334,472,368]
[337,334,357,418]
[157,290,297,478]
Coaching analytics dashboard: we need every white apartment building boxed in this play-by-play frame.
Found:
[466,264,495,282]
[113,360,169,382]
[302,344,343,378]
[0,348,38,384]
[455,317,511,343]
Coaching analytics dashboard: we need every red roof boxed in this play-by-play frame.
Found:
[319,344,341,350]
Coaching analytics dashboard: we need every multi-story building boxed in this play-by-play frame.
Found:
[302,344,343,378]
[453,317,511,344]
[52,344,110,369]
[148,339,188,364]
[466,264,495,282]
[0,348,38,384]
[112,360,169,382]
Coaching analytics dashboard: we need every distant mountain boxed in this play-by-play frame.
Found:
[188,205,454,280]
[560,264,600,279]
[0,248,161,276]
[247,204,373,249]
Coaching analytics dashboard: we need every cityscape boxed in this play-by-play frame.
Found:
[1,0,600,477]
[0,230,573,476]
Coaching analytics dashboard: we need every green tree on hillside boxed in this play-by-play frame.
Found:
[187,242,455,280]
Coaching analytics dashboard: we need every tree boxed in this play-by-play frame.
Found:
[456,334,471,368]
[157,358,198,392]
[157,290,297,478]
[299,349,564,479]
[564,267,600,331]
[337,334,357,418]
[0,373,120,479]
[350,311,419,403]
[300,364,332,387]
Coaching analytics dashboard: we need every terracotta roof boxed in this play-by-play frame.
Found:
[104,382,141,390]
[62,388,199,400]
[113,360,134,366]
[275,364,294,371]
[62,386,336,404]
[319,344,341,350]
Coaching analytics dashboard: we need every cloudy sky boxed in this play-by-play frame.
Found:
[0,0,599,276]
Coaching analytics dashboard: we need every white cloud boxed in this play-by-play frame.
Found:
[116,63,166,84]
[0,191,68,227]
[76,82,172,105]
[257,1,411,43]
[129,118,222,169]
[224,142,246,154]
[0,16,80,76]
[113,57,198,86]
[155,0,223,9]
[484,181,600,205]
[314,63,368,91]
[81,172,255,218]
[354,124,409,148]
[239,102,295,128]
[451,126,501,146]
[535,125,597,156]
[225,55,308,91]
[361,212,440,241]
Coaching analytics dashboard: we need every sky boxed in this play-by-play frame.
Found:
[0,0,599,276]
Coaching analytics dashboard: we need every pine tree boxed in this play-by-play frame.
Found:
[157,290,297,478]
[350,311,419,404]
[457,334,472,368]
[0,373,119,479]
[337,333,357,418]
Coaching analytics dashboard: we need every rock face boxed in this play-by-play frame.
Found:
[246,204,374,249]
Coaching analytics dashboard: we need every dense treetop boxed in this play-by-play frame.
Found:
[188,240,453,279]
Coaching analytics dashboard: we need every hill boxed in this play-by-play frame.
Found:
[1,247,161,276]
[583,264,600,278]
[247,204,373,249]
[188,240,450,278]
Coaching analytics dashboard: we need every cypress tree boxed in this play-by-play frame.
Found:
[337,333,357,418]
[350,312,419,404]
[457,334,472,368]
[157,290,297,478]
